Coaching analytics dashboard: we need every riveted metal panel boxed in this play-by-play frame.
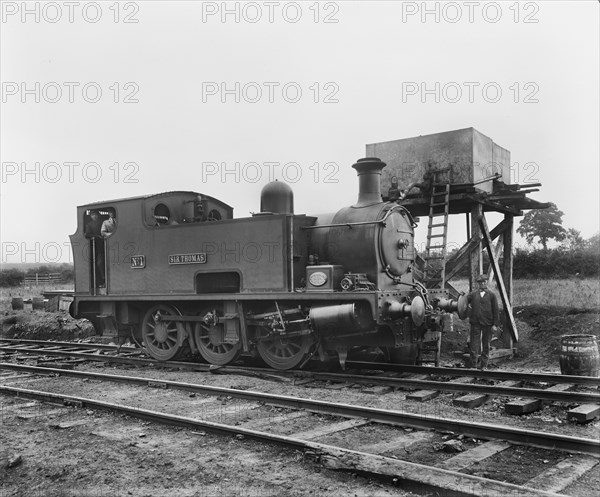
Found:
[366,127,511,195]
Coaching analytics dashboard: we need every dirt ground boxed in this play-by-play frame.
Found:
[1,304,599,496]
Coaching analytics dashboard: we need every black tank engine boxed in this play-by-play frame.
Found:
[70,158,464,369]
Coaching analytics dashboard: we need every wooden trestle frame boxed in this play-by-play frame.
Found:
[400,180,549,353]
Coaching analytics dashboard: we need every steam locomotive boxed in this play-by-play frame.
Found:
[69,158,466,369]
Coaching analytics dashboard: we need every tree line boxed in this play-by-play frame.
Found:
[512,202,599,278]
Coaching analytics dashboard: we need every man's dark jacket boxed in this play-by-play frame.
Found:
[468,290,499,326]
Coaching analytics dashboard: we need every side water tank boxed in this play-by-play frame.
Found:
[260,180,294,214]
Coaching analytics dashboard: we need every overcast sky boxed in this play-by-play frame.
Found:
[1,0,598,264]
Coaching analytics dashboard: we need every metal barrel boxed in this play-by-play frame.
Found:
[559,335,600,377]
[32,297,45,311]
[11,298,24,310]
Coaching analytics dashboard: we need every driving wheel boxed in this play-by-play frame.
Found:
[256,333,314,370]
[141,304,185,361]
[194,319,241,366]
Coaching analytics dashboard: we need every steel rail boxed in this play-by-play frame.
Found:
[0,384,568,497]
[1,363,598,456]
[3,338,599,386]
[293,371,600,404]
[2,340,598,403]
[0,343,210,370]
[0,338,134,351]
[345,361,600,387]
[4,338,599,385]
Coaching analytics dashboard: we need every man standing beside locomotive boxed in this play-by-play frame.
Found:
[467,275,499,369]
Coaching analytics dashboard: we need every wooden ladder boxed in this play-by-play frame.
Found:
[423,169,451,288]
[419,168,451,366]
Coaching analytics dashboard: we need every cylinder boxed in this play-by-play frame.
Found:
[32,297,45,311]
[11,298,24,310]
[559,335,600,377]
[309,303,374,336]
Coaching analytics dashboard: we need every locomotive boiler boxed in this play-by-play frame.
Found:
[69,158,464,369]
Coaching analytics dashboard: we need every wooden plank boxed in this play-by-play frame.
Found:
[205,402,262,423]
[505,384,573,416]
[497,380,523,388]
[479,214,518,342]
[566,404,600,423]
[48,419,89,429]
[361,430,435,454]
[469,195,522,216]
[489,218,509,240]
[489,348,515,359]
[242,410,309,429]
[290,419,370,441]
[545,384,573,393]
[318,445,567,497]
[503,214,514,349]
[0,373,35,381]
[361,385,392,395]
[453,394,489,408]
[450,377,475,385]
[437,440,510,471]
[505,398,542,415]
[406,390,439,402]
[470,204,482,291]
[0,401,39,413]
[503,214,514,304]
[524,455,599,493]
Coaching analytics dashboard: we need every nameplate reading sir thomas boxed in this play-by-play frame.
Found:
[168,253,207,265]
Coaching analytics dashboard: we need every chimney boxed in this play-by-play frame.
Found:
[352,157,386,207]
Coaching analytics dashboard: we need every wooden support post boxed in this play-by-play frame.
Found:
[503,214,514,306]
[469,204,482,291]
[502,214,514,349]
[478,215,518,342]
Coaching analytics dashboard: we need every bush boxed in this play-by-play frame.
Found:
[0,269,24,287]
[513,248,600,278]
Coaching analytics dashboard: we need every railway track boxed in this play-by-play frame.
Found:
[1,363,599,496]
[2,338,599,409]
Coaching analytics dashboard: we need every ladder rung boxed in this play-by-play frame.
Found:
[428,223,446,228]
[427,234,445,238]
[430,202,447,206]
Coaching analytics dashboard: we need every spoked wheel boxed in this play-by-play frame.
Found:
[256,333,314,370]
[193,319,241,366]
[141,304,185,361]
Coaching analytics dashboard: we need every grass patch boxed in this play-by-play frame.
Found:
[451,279,599,309]
[513,279,599,308]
